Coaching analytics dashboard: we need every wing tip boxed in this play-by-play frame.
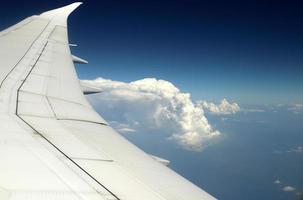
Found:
[71,2,83,7]
[40,2,83,26]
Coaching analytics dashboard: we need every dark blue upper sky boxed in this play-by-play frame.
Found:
[1,0,303,104]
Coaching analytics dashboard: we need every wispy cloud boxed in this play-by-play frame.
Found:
[288,104,303,114]
[273,103,303,114]
[108,121,139,134]
[241,108,265,113]
[287,146,303,154]
[274,146,303,154]
[81,77,231,151]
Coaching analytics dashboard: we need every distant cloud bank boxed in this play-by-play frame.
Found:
[197,98,240,115]
[81,77,240,151]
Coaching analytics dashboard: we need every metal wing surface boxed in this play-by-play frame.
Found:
[0,3,216,200]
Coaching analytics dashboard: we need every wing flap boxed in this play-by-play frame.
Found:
[17,25,107,124]
[0,116,113,200]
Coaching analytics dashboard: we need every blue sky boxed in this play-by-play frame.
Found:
[1,0,302,104]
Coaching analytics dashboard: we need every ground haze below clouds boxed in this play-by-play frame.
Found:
[88,96,303,200]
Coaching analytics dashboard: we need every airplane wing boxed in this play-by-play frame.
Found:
[0,3,216,200]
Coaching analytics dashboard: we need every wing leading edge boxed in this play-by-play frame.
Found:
[0,3,216,200]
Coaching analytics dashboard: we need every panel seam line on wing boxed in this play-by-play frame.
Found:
[13,23,120,200]
[0,19,51,89]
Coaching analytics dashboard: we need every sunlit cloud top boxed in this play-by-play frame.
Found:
[82,77,240,151]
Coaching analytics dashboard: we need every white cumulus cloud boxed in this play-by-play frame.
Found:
[81,77,229,151]
[282,186,296,192]
[197,98,240,115]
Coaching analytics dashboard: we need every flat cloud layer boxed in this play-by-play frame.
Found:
[82,77,238,151]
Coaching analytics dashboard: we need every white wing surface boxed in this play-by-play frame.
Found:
[0,3,216,200]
